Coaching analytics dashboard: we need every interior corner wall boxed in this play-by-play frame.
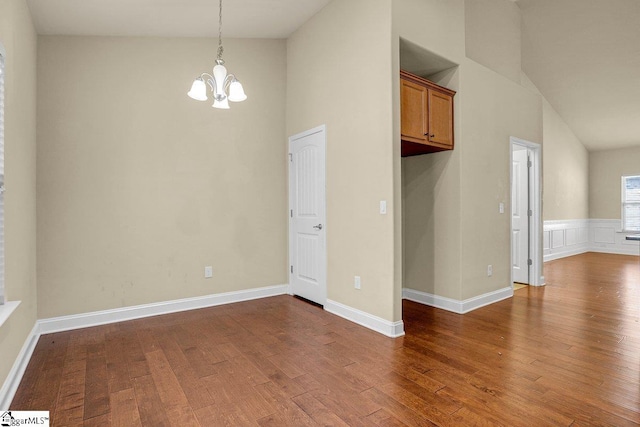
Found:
[520,73,589,221]
[590,146,640,219]
[36,36,287,318]
[459,60,542,300]
[464,0,522,84]
[286,0,397,322]
[394,0,465,301]
[0,0,38,389]
[541,98,589,221]
[395,0,543,303]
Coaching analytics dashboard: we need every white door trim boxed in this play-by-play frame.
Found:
[288,125,327,305]
[510,137,544,287]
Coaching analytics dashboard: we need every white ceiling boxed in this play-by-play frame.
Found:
[26,0,331,38]
[26,0,640,151]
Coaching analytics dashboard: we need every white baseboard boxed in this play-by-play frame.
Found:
[544,219,640,262]
[0,284,290,409]
[324,299,405,338]
[39,284,290,335]
[0,323,40,410]
[403,286,513,314]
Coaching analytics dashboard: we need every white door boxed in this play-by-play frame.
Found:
[512,148,530,284]
[289,126,326,305]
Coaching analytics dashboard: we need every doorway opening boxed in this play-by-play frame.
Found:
[510,137,543,287]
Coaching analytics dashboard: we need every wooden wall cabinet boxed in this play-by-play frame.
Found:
[400,70,456,157]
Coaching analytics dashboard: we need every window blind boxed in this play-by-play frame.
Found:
[0,50,5,305]
[622,175,640,232]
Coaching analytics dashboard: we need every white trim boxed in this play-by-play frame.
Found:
[289,124,326,141]
[324,299,405,338]
[543,219,640,261]
[0,301,20,328]
[2,284,412,409]
[0,323,40,410]
[510,137,543,287]
[38,284,290,334]
[403,286,513,314]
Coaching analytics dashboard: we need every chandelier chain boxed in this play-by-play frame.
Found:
[217,0,224,60]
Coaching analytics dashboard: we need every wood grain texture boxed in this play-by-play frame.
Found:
[11,252,640,425]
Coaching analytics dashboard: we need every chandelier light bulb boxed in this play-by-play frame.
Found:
[228,80,247,102]
[187,78,207,101]
[213,97,231,109]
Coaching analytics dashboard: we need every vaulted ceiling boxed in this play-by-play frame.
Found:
[26,0,639,151]
[517,0,640,151]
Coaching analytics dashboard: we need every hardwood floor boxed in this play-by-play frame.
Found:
[11,252,640,426]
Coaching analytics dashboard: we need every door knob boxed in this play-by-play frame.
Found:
[313,224,323,230]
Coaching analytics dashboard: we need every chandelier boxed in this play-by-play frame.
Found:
[187,0,247,109]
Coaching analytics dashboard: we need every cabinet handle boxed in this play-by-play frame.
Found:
[430,134,435,138]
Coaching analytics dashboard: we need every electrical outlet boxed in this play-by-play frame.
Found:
[487,265,493,277]
[354,276,361,290]
[204,266,213,278]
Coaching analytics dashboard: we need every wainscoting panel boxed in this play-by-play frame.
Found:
[544,219,590,261]
[544,219,640,262]
[590,219,640,256]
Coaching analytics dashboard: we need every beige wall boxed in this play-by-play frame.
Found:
[0,0,38,390]
[520,73,589,221]
[394,0,465,301]
[465,0,522,83]
[542,98,589,220]
[458,60,542,299]
[590,146,640,219]
[397,0,543,300]
[37,36,287,318]
[287,0,398,321]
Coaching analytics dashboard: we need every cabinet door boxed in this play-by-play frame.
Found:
[400,79,428,143]
[428,90,453,147]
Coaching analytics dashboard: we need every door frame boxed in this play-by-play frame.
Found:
[288,124,327,303]
[510,137,544,287]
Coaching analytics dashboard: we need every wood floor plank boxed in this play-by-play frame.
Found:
[254,381,316,427]
[53,359,86,426]
[132,375,169,427]
[144,350,201,426]
[110,388,142,427]
[291,392,351,426]
[11,253,640,426]
[83,343,110,420]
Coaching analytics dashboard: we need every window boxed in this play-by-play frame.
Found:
[622,175,640,232]
[0,47,4,305]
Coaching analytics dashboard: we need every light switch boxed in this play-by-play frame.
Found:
[380,200,387,215]
[499,203,505,214]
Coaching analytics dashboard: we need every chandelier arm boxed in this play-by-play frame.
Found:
[223,73,235,92]
[200,73,215,91]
